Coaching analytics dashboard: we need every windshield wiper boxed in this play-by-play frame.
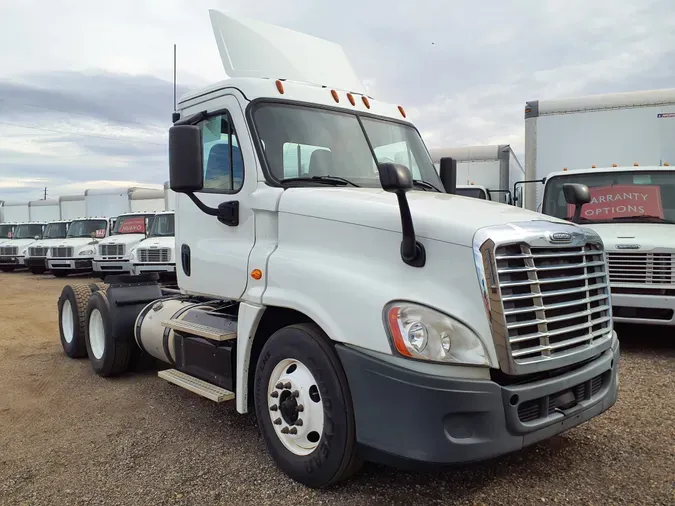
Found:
[412,179,442,192]
[280,176,360,187]
[609,216,675,224]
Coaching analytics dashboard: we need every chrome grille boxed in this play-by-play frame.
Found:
[137,248,171,263]
[0,246,18,256]
[51,246,73,258]
[475,223,614,375]
[100,244,125,256]
[606,252,675,284]
[29,247,49,257]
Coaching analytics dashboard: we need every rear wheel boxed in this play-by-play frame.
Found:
[0,266,15,272]
[254,323,362,488]
[85,291,133,377]
[58,284,95,358]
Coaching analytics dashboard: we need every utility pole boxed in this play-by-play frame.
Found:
[43,187,47,200]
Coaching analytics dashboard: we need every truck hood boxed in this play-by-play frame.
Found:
[98,234,146,246]
[580,222,675,251]
[135,236,175,250]
[31,238,67,248]
[0,239,37,249]
[53,238,99,248]
[278,187,569,247]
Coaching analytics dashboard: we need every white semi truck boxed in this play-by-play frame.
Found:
[0,221,46,272]
[130,211,176,278]
[55,10,620,488]
[524,89,675,326]
[429,145,526,207]
[24,220,71,274]
[91,188,165,277]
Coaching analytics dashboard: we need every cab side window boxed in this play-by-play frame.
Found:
[201,112,245,193]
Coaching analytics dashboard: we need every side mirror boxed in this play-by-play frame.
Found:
[34,235,40,240]
[169,125,204,193]
[439,157,457,194]
[377,163,425,268]
[563,183,591,223]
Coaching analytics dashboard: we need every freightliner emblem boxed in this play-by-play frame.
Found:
[616,244,641,249]
[548,232,572,243]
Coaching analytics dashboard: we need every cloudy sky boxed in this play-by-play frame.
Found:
[1,0,674,201]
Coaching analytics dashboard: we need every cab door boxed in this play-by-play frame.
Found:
[175,94,256,300]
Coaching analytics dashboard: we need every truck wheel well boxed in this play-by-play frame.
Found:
[247,307,312,411]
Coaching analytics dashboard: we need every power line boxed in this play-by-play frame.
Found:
[0,121,166,146]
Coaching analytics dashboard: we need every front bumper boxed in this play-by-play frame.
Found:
[132,262,176,275]
[93,259,131,274]
[47,258,93,270]
[24,257,47,268]
[0,255,25,266]
[611,291,675,326]
[337,338,620,467]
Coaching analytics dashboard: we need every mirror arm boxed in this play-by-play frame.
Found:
[185,192,220,216]
[394,191,426,267]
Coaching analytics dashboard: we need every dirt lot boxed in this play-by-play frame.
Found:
[0,272,673,506]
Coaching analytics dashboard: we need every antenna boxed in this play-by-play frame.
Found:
[172,44,180,124]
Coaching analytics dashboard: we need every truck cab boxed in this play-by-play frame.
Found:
[130,211,175,278]
[92,212,156,278]
[57,10,620,489]
[25,219,71,274]
[46,217,111,277]
[0,222,46,272]
[541,165,675,326]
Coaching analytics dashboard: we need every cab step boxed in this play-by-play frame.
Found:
[161,319,237,341]
[158,369,235,402]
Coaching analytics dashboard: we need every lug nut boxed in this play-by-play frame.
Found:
[297,404,304,412]
[273,418,282,425]
[294,419,303,426]
[281,427,290,434]
[289,427,298,435]
[292,390,300,398]
[275,382,284,389]
[270,391,279,398]
[283,382,291,389]
[269,405,278,411]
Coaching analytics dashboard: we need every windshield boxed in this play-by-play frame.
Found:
[0,225,14,239]
[542,170,675,223]
[111,214,154,235]
[148,214,175,237]
[43,222,68,239]
[13,224,43,239]
[67,219,108,238]
[252,103,443,189]
[456,187,488,200]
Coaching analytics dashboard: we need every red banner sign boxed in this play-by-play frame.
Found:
[118,217,146,234]
[567,184,664,220]
[95,229,107,238]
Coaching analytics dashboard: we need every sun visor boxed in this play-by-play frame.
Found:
[209,9,365,93]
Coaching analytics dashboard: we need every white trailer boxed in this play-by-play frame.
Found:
[2,201,30,222]
[524,88,675,211]
[0,201,4,222]
[130,188,165,212]
[54,10,619,489]
[59,195,86,221]
[164,181,176,211]
[429,145,525,206]
[29,199,61,222]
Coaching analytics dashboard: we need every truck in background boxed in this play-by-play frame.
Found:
[524,89,675,327]
[29,199,61,222]
[91,188,165,277]
[429,145,525,207]
[54,10,619,488]
[130,211,176,279]
[0,221,46,272]
[46,217,112,277]
[2,201,30,223]
[59,194,86,220]
[25,220,71,274]
[164,181,176,211]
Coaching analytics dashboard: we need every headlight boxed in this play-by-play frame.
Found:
[79,248,94,256]
[384,302,491,366]
[129,249,136,261]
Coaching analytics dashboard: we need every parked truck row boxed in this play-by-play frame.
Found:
[0,184,177,278]
[50,10,620,490]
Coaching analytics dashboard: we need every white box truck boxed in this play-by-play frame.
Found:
[130,211,176,279]
[59,194,86,220]
[25,219,71,274]
[2,201,30,222]
[54,10,619,488]
[429,145,525,206]
[524,89,675,326]
[0,221,46,272]
[164,181,176,211]
[29,199,61,222]
[91,188,165,277]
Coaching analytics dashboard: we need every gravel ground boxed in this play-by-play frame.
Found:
[0,271,673,506]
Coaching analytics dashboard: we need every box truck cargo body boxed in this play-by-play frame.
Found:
[524,88,675,211]
[164,181,176,211]
[29,199,61,222]
[2,201,30,223]
[59,195,86,221]
[130,188,166,213]
[429,145,525,206]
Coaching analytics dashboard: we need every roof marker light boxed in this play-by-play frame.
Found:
[563,167,567,171]
[665,162,670,166]
[591,164,596,168]
[275,80,284,94]
[612,163,617,167]
[362,96,371,109]
[331,90,339,102]
[634,163,639,166]
[347,93,355,106]
[398,105,406,118]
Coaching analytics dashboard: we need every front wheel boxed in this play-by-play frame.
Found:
[52,269,70,278]
[254,323,362,488]
[0,266,15,272]
[30,266,47,275]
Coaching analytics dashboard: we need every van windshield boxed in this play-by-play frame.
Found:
[43,222,68,239]
[542,170,675,224]
[13,224,43,239]
[148,214,175,237]
[67,219,108,238]
[251,102,443,190]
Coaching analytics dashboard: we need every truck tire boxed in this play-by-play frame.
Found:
[53,270,69,278]
[254,323,362,488]
[84,291,133,377]
[58,284,95,358]
[29,266,47,275]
